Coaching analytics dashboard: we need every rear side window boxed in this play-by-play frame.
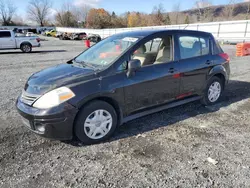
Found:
[0,31,11,38]
[178,35,210,59]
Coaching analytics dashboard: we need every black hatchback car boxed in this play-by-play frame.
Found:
[16,30,230,144]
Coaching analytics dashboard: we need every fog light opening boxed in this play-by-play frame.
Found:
[36,125,45,133]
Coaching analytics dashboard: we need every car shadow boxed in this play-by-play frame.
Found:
[66,80,250,146]
[0,50,66,55]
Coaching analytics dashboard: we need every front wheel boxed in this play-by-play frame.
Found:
[74,101,118,145]
[201,77,223,106]
[21,44,32,53]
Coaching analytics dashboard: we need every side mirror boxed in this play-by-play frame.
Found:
[127,59,141,77]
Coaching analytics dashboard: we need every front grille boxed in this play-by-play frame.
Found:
[21,90,41,106]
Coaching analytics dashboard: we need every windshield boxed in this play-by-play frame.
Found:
[74,35,139,68]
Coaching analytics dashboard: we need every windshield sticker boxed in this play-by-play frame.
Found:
[122,37,139,42]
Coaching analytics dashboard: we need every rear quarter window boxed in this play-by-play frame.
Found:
[213,40,224,54]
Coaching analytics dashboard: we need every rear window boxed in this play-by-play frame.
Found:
[178,35,210,59]
[0,31,11,38]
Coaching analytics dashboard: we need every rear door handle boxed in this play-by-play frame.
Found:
[169,68,176,73]
[206,60,212,65]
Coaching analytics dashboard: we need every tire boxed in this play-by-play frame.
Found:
[21,43,32,53]
[201,77,223,106]
[74,100,118,145]
[97,37,101,42]
[47,34,51,37]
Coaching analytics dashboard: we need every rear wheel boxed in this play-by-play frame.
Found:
[74,101,117,145]
[201,77,223,106]
[21,43,32,53]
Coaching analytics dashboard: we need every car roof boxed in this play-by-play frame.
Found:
[114,29,211,38]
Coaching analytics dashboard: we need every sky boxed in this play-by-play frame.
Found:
[12,0,248,18]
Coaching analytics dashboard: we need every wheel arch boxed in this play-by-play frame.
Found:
[20,41,32,48]
[208,65,228,89]
[74,96,123,127]
[213,73,226,89]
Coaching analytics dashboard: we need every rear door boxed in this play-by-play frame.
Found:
[176,33,212,95]
[0,31,16,49]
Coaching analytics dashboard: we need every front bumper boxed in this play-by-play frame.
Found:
[16,97,78,140]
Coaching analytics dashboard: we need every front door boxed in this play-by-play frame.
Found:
[0,31,15,49]
[122,34,180,116]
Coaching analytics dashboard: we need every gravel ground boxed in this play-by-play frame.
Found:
[1,38,250,188]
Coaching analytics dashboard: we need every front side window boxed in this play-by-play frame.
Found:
[75,35,139,69]
[132,36,173,67]
[178,35,210,59]
[0,31,11,38]
[143,38,162,53]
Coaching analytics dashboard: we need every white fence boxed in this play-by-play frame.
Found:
[56,20,250,43]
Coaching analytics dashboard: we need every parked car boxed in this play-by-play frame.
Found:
[87,33,101,43]
[26,32,34,36]
[71,32,87,40]
[0,30,41,52]
[45,29,56,37]
[16,30,230,144]
[59,32,71,40]
[55,32,63,38]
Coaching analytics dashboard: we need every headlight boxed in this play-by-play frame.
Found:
[33,87,75,109]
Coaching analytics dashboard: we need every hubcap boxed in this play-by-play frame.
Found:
[84,110,113,140]
[23,45,30,52]
[208,81,221,103]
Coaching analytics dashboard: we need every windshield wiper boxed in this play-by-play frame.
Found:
[85,63,99,70]
[74,60,99,70]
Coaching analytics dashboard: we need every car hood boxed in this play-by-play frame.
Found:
[25,64,96,95]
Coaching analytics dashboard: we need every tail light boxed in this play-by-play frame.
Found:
[36,38,40,43]
[219,53,230,62]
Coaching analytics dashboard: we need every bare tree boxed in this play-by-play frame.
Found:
[151,3,166,25]
[27,0,52,26]
[223,0,239,19]
[245,0,250,19]
[172,2,180,24]
[194,0,212,22]
[55,1,90,27]
[0,0,16,26]
[72,4,91,24]
[55,2,77,27]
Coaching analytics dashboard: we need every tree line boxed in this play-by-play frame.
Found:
[0,0,250,28]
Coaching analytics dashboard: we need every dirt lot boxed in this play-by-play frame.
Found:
[1,38,250,188]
